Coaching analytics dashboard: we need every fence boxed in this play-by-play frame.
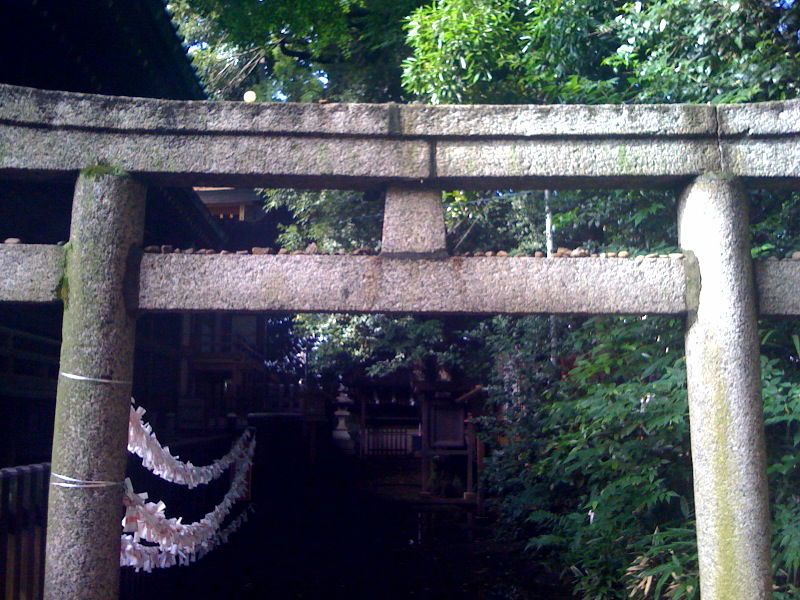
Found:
[0,463,48,600]
[360,427,414,457]
[0,433,239,600]
[0,326,60,400]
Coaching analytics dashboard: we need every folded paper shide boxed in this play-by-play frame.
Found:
[128,403,254,488]
[119,399,255,572]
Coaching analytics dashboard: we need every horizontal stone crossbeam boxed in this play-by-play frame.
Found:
[1,84,798,188]
[137,254,688,315]
[754,260,800,316]
[2,244,797,317]
[0,244,64,303]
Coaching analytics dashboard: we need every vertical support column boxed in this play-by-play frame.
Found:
[678,173,772,600]
[381,187,447,256]
[44,173,146,600]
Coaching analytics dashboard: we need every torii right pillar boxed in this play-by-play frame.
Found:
[679,172,772,599]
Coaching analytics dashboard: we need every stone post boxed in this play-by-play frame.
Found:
[381,187,447,256]
[44,172,146,600]
[678,173,772,600]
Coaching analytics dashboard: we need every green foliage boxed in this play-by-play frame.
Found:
[443,190,548,254]
[625,525,699,600]
[605,0,800,103]
[750,189,800,259]
[480,317,800,598]
[481,316,691,597]
[441,187,678,256]
[402,0,622,104]
[262,189,383,252]
[296,313,492,384]
[171,0,425,101]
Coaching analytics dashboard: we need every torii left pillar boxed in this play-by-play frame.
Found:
[44,172,146,600]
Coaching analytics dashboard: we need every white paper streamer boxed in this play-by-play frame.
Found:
[128,402,253,488]
[120,504,255,572]
[122,435,255,555]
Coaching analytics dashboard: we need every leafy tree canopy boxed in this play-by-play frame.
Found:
[170,0,426,101]
[171,1,800,597]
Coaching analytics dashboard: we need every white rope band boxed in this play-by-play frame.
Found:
[60,372,132,386]
[51,473,122,489]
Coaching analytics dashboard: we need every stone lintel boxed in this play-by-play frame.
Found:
[721,138,800,180]
[399,102,718,137]
[137,254,688,315]
[0,124,431,184]
[718,100,800,137]
[0,84,394,137]
[0,84,718,138]
[435,138,722,181]
[3,84,800,188]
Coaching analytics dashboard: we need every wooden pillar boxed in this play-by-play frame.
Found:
[44,172,146,600]
[678,173,772,599]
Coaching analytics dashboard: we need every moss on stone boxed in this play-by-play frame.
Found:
[57,243,71,308]
[80,164,126,179]
[702,341,739,598]
[616,145,629,170]
[683,250,701,316]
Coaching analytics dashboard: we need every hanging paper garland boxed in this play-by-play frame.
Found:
[128,402,254,488]
[121,504,255,572]
[121,399,257,571]
[122,434,255,554]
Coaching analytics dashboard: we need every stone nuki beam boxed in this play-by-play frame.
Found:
[8,244,800,316]
[755,260,800,316]
[137,254,688,315]
[0,244,65,303]
[2,84,799,188]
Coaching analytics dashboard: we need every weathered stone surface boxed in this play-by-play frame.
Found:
[400,102,717,137]
[11,245,800,318]
[0,84,393,136]
[381,188,447,255]
[138,255,688,315]
[717,99,800,136]
[721,138,800,181]
[0,124,431,186]
[45,174,146,600]
[755,259,800,315]
[435,138,721,183]
[2,84,799,188]
[0,244,64,302]
[678,173,772,600]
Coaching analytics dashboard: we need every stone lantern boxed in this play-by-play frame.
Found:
[332,383,355,454]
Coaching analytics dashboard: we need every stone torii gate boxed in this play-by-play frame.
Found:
[1,83,799,599]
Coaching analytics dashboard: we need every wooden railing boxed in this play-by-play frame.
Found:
[0,435,241,600]
[361,427,414,457]
[0,326,60,399]
[0,463,49,600]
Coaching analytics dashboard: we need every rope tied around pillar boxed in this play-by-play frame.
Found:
[59,371,132,386]
[50,473,123,489]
